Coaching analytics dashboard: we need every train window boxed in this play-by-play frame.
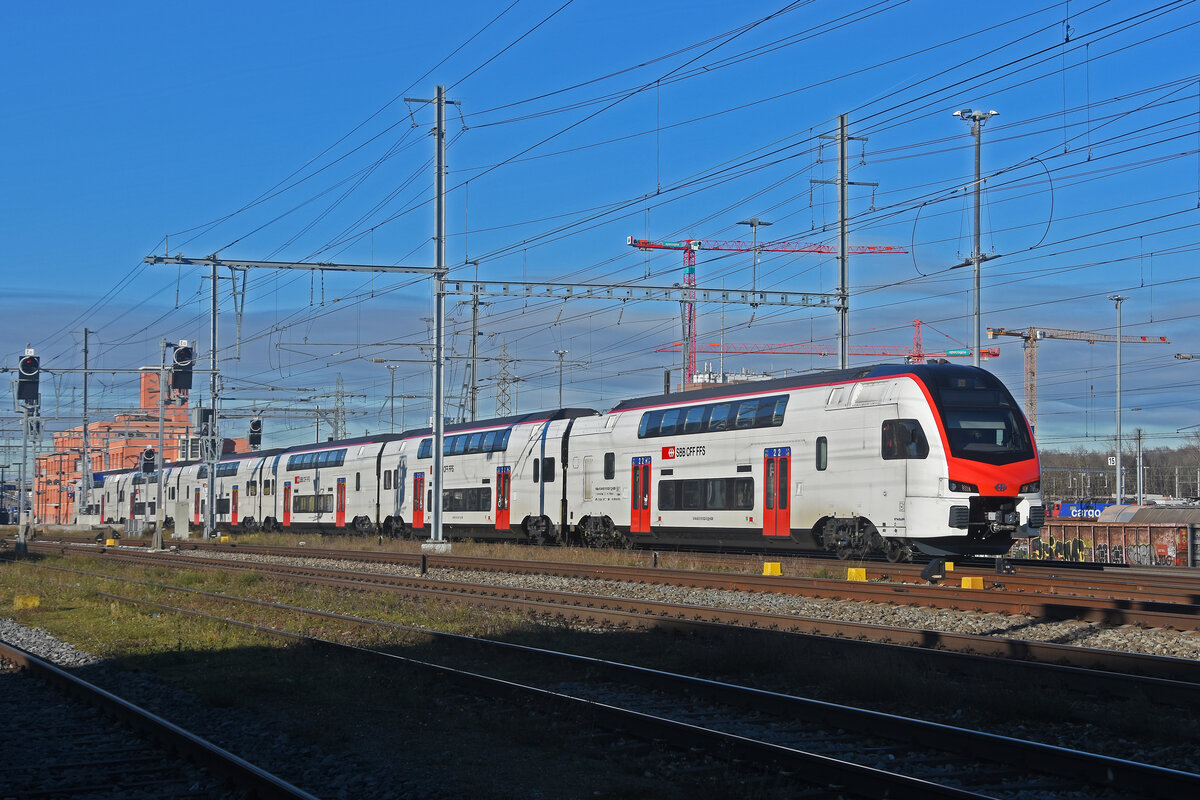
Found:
[481,431,496,451]
[705,479,726,508]
[778,459,788,510]
[418,439,433,459]
[355,473,361,492]
[496,428,512,450]
[707,404,731,432]
[604,452,615,480]
[169,487,176,500]
[657,480,676,510]
[543,457,556,482]
[532,459,540,483]
[248,481,257,497]
[657,477,755,511]
[682,405,707,433]
[881,419,929,460]
[264,480,273,496]
[467,433,483,453]
[119,490,125,501]
[816,437,828,471]
[765,461,775,509]
[442,487,492,512]
[734,401,758,429]
[453,436,469,456]
[384,470,392,490]
[639,409,664,438]
[659,408,680,436]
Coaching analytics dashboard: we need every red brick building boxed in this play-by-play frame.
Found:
[33,369,247,524]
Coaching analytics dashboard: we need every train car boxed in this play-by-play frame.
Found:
[76,362,1041,560]
[394,410,601,543]
[558,363,1043,560]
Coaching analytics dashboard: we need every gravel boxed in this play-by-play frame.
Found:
[179,547,1200,660]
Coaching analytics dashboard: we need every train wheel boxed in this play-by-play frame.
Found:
[884,539,913,563]
[353,516,372,535]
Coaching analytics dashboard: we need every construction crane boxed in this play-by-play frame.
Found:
[987,326,1171,432]
[628,236,906,385]
[656,320,999,373]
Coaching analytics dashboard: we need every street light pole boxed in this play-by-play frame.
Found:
[1109,294,1128,503]
[553,349,568,406]
[953,108,998,367]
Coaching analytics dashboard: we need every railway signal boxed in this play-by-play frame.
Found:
[140,448,156,474]
[17,349,39,403]
[248,417,263,448]
[171,341,194,391]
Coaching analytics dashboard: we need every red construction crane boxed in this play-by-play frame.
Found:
[628,235,907,384]
[655,320,999,372]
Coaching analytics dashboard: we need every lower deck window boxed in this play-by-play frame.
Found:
[292,494,335,514]
[657,477,754,511]
[443,487,492,512]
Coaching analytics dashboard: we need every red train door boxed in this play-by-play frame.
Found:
[231,486,239,527]
[495,466,511,531]
[100,494,105,523]
[631,457,651,534]
[413,473,425,528]
[193,488,202,526]
[335,478,347,528]
[282,482,292,527]
[763,447,791,537]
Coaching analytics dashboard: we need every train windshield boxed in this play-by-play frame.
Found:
[929,371,1035,465]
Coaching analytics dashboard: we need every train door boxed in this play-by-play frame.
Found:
[231,485,239,527]
[282,482,292,527]
[631,456,651,534]
[193,488,202,526]
[335,478,347,528]
[100,494,105,523]
[496,466,511,531]
[763,447,791,537]
[413,472,425,528]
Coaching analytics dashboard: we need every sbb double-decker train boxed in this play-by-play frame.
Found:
[80,363,1044,561]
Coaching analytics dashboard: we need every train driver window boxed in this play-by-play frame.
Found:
[603,452,615,480]
[816,437,828,471]
[881,419,929,460]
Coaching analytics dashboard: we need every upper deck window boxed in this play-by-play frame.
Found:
[639,395,788,439]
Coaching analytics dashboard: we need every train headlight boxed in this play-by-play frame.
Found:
[1019,481,1040,494]
[948,480,978,493]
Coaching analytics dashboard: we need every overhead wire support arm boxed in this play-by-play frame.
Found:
[440,280,841,309]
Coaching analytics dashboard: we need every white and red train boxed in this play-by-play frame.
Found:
[80,363,1044,561]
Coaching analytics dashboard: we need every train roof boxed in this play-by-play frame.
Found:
[608,362,998,412]
[396,408,601,439]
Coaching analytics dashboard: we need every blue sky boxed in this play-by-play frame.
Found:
[3,0,1199,454]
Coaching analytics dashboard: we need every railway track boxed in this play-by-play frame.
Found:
[29,535,1200,629]
[0,640,317,800]
[87,583,1200,799]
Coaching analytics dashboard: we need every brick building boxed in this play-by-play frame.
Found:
[33,369,247,524]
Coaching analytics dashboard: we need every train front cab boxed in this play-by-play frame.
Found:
[897,367,1044,556]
